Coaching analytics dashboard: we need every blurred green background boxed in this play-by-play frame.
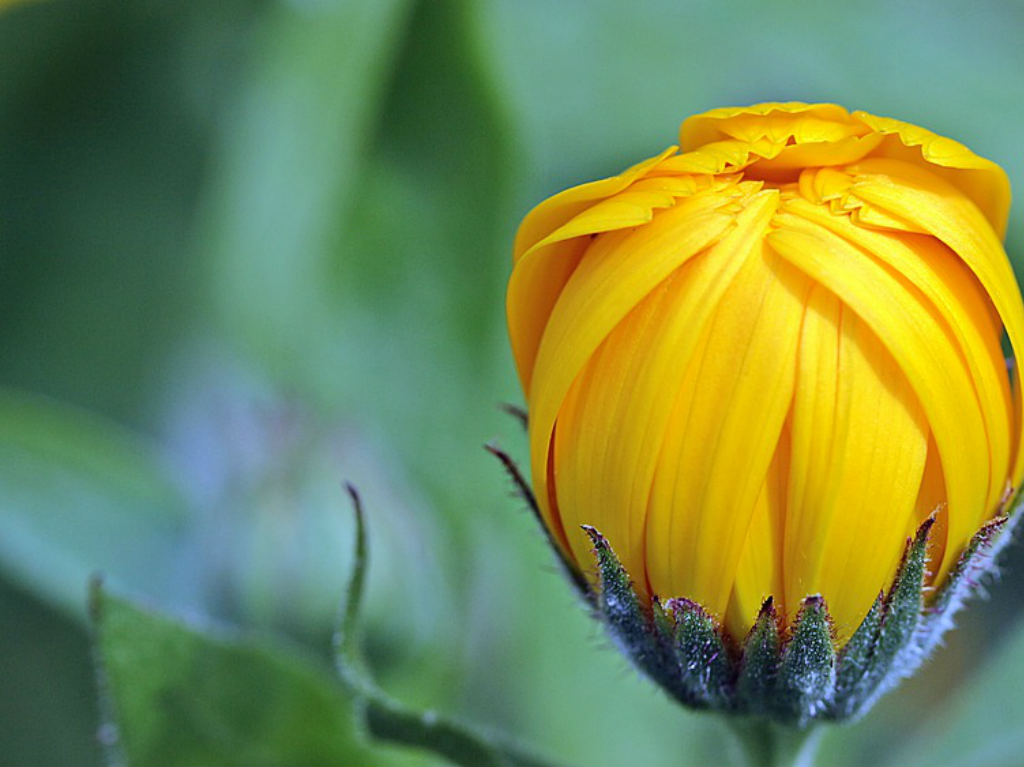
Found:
[4,0,1024,765]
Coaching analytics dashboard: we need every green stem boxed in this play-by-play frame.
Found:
[333,486,553,767]
[365,696,547,767]
[726,718,823,767]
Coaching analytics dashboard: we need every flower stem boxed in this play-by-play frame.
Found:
[725,717,823,767]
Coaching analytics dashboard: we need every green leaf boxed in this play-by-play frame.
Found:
[0,389,191,619]
[91,581,379,766]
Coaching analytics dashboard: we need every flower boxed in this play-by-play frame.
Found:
[505,102,1024,721]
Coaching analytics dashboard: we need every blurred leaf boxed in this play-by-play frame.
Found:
[202,0,412,380]
[0,0,232,425]
[91,581,379,766]
[204,0,519,433]
[0,389,193,619]
[199,0,523,712]
[0,574,102,766]
[888,615,1024,766]
[324,0,520,534]
[333,485,551,767]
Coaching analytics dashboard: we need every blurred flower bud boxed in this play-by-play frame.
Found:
[505,102,1024,724]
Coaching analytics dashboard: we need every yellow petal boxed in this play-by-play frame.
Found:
[507,237,589,396]
[782,283,927,639]
[525,193,744,543]
[644,201,807,620]
[552,268,710,589]
[508,147,679,394]
[848,158,1024,490]
[512,146,679,262]
[851,112,1011,237]
[678,103,882,182]
[768,217,990,585]
[508,168,725,394]
[783,196,1012,522]
[727,429,790,640]
[657,140,757,175]
[534,192,778,582]
[680,103,861,150]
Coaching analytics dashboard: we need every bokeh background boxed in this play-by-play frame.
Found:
[4,1,1024,765]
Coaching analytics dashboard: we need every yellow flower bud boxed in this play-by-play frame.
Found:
[507,102,1024,644]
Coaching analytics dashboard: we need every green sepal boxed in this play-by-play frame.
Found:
[553,505,1020,727]
[865,516,932,699]
[824,516,933,721]
[486,443,590,599]
[735,598,780,716]
[581,526,679,688]
[916,513,1011,657]
[773,596,835,726]
[663,597,734,709]
[828,592,883,720]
